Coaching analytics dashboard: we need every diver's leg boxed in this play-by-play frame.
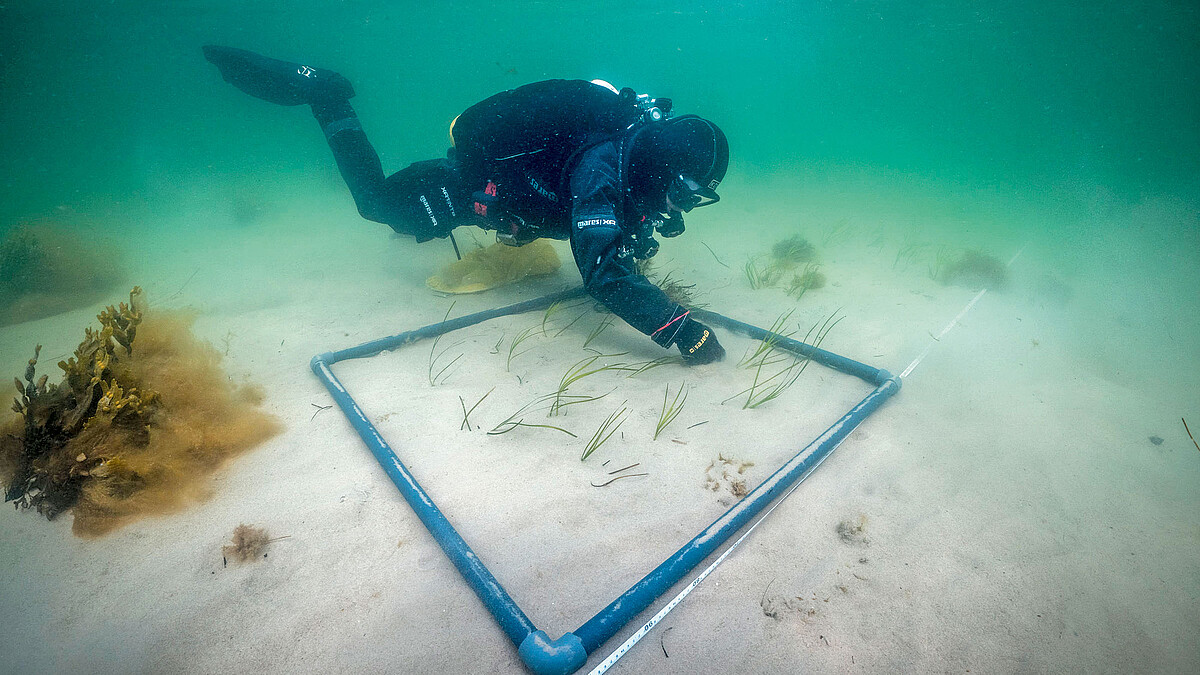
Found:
[202,45,354,106]
[202,45,396,224]
[310,99,397,224]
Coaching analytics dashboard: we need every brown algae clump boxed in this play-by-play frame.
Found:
[427,239,560,294]
[1,287,281,536]
[836,515,870,546]
[638,258,700,306]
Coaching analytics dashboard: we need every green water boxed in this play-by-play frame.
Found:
[1,3,1198,671]
[3,1,1196,216]
[5,0,1195,373]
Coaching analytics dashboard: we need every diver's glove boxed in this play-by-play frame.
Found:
[202,45,355,106]
[655,211,685,238]
[674,318,725,365]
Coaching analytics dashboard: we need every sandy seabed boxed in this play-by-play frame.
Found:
[1,183,1197,674]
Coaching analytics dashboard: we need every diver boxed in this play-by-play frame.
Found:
[202,46,728,364]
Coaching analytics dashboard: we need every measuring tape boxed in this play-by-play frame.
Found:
[589,443,840,675]
[900,245,1024,379]
[589,245,1025,674]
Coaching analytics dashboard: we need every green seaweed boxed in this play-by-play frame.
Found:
[727,310,843,409]
[506,324,539,372]
[626,355,682,378]
[582,315,615,350]
[927,245,953,282]
[488,393,577,437]
[581,402,629,460]
[737,309,796,369]
[654,384,688,441]
[701,241,731,269]
[820,220,854,247]
[541,299,591,337]
[551,353,630,416]
[459,387,494,431]
[427,303,464,386]
[893,235,927,270]
[744,257,783,290]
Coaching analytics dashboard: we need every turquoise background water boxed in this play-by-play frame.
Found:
[4,0,1197,381]
[2,1,1196,221]
[2,4,1198,672]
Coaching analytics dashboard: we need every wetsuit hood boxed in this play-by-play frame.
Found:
[626,115,729,213]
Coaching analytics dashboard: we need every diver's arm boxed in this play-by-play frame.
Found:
[568,143,689,348]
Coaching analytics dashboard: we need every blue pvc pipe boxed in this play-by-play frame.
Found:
[309,288,584,650]
[310,355,539,646]
[691,307,888,386]
[321,286,586,364]
[309,287,900,675]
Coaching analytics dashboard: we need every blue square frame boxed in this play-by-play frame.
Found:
[310,287,900,674]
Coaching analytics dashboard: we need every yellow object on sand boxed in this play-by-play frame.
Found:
[426,239,562,294]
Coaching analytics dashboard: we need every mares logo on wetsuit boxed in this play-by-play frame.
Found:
[576,217,617,229]
[528,176,558,203]
[419,195,437,228]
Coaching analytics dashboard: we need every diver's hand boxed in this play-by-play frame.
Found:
[675,318,724,365]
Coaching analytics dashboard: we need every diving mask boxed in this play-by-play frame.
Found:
[665,174,720,212]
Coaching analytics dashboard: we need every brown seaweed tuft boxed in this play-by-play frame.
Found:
[222,524,272,563]
[638,259,702,307]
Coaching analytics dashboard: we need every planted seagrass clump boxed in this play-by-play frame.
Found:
[770,235,817,266]
[744,235,827,293]
[638,258,701,307]
[0,224,124,326]
[0,287,281,536]
[786,263,826,300]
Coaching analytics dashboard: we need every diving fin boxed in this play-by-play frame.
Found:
[202,45,355,106]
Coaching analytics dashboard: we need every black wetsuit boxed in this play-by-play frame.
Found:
[313,80,692,349]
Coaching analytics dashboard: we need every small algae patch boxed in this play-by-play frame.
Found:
[704,454,755,503]
[786,263,826,299]
[836,515,870,546]
[222,524,278,563]
[940,249,1008,290]
[638,258,700,306]
[427,239,560,294]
